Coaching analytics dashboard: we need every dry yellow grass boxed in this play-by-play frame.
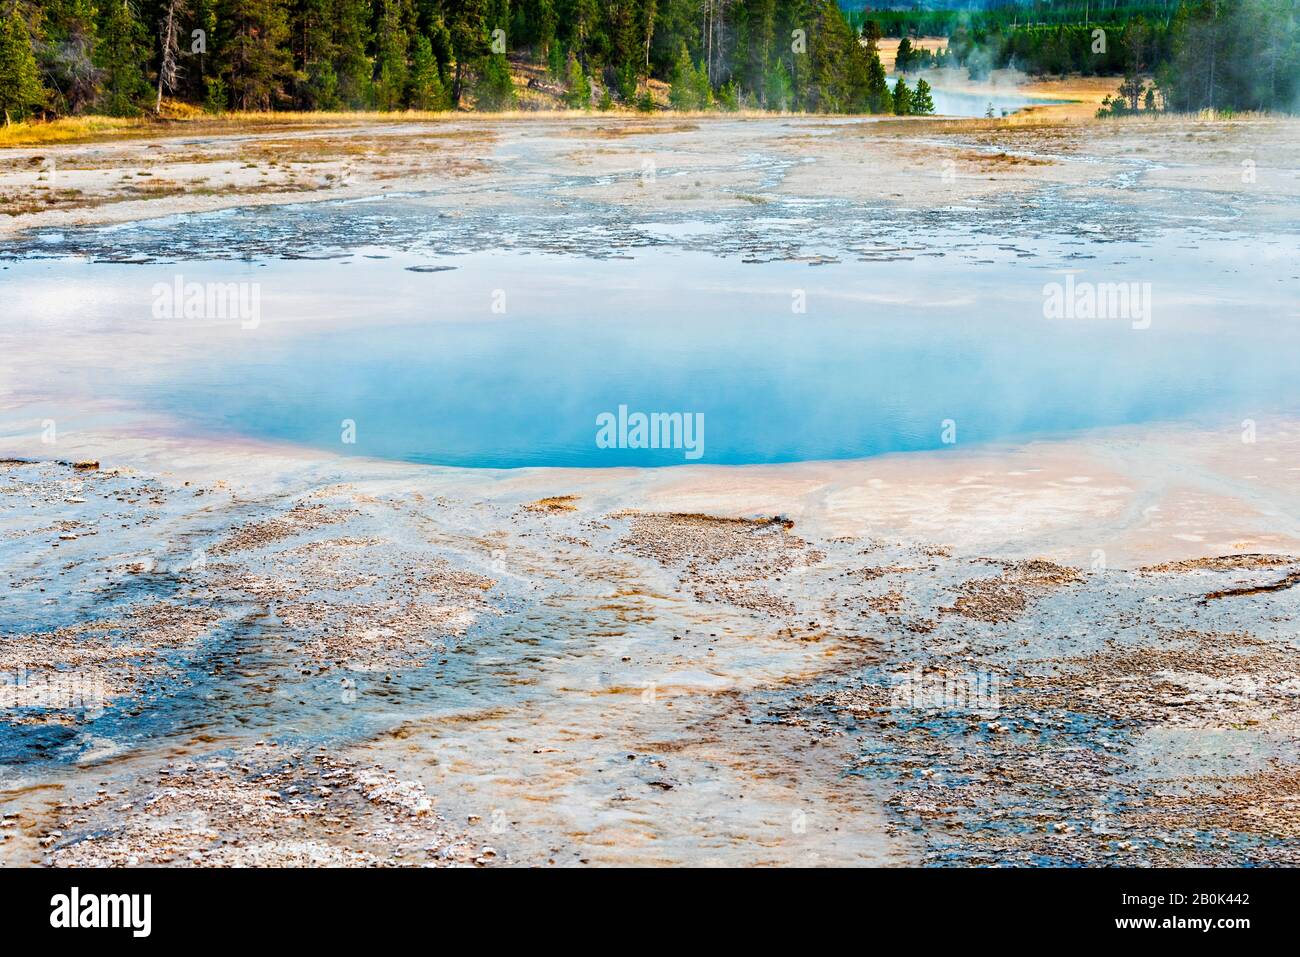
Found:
[0,116,157,148]
[2,83,1282,157]
[0,108,849,150]
[0,110,493,149]
[1016,74,1125,119]
[876,36,950,73]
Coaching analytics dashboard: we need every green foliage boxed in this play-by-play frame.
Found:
[865,51,889,113]
[891,77,911,116]
[848,3,1172,43]
[331,0,374,109]
[217,0,293,111]
[805,0,873,113]
[717,79,740,112]
[445,0,489,105]
[476,52,516,110]
[95,0,149,116]
[1159,0,1299,113]
[863,0,1297,113]
[1098,75,1153,116]
[547,39,565,79]
[668,41,696,110]
[408,34,449,110]
[534,0,557,58]
[691,57,712,109]
[895,36,914,73]
[0,8,47,123]
[374,0,410,110]
[204,74,228,113]
[911,77,934,115]
[304,60,341,112]
[861,18,882,49]
[38,0,101,114]
[615,61,639,102]
[563,50,590,108]
[48,0,1287,120]
[758,53,786,110]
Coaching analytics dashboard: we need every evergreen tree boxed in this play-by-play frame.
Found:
[563,50,590,108]
[408,33,448,110]
[96,0,149,116]
[486,0,510,40]
[808,0,872,113]
[427,14,454,87]
[204,73,227,112]
[0,7,46,124]
[445,0,488,105]
[895,36,913,73]
[217,0,293,111]
[865,49,889,113]
[766,56,790,111]
[290,0,332,108]
[1117,74,1147,113]
[615,60,637,101]
[607,0,638,73]
[891,76,910,115]
[546,37,564,78]
[536,0,556,60]
[302,59,340,111]
[668,40,695,110]
[1122,15,1151,77]
[571,0,599,66]
[716,78,739,111]
[37,0,1273,121]
[861,18,882,51]
[332,0,373,108]
[476,51,516,109]
[911,76,934,115]
[692,54,713,108]
[188,0,217,100]
[1154,0,1290,113]
[374,0,409,110]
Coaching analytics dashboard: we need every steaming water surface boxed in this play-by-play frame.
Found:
[886,74,1060,116]
[3,194,1299,468]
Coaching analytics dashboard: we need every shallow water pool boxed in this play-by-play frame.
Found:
[5,222,1299,468]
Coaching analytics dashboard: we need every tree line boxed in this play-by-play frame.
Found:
[0,0,937,121]
[864,0,1299,112]
[1,0,1296,123]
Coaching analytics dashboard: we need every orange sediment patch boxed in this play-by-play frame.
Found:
[521,495,580,513]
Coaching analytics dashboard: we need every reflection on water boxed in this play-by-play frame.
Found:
[5,233,1299,468]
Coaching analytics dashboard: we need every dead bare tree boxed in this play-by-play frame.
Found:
[642,0,657,94]
[155,0,191,115]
